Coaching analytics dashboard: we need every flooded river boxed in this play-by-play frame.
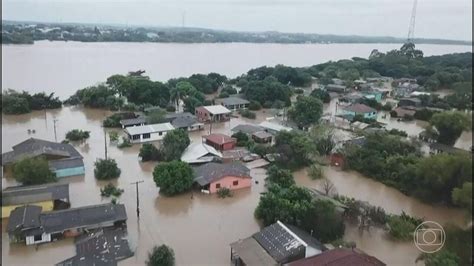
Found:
[2,41,471,99]
[1,107,470,266]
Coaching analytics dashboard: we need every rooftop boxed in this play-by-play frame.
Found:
[119,117,146,126]
[259,121,293,132]
[193,162,250,186]
[2,183,69,206]
[230,237,277,266]
[216,97,250,106]
[125,123,174,136]
[7,205,43,234]
[199,105,231,115]
[341,104,376,114]
[203,133,236,145]
[181,142,222,164]
[2,138,83,165]
[163,112,195,121]
[171,116,203,129]
[252,131,273,139]
[288,248,386,266]
[231,124,265,135]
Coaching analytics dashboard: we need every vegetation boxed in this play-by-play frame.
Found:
[386,213,418,240]
[429,111,471,145]
[309,124,336,156]
[65,129,90,141]
[139,143,162,162]
[308,164,324,180]
[248,101,262,110]
[109,131,119,142]
[161,129,191,161]
[153,161,194,196]
[452,182,472,214]
[237,76,292,107]
[310,89,331,103]
[94,158,121,180]
[418,250,460,266]
[65,84,124,110]
[265,165,295,188]
[274,131,312,169]
[288,96,323,128]
[146,109,166,124]
[217,187,233,198]
[146,245,175,266]
[2,90,62,114]
[118,137,132,148]
[387,128,408,137]
[301,199,345,242]
[238,109,256,119]
[413,108,438,121]
[442,225,473,265]
[231,132,250,147]
[100,183,124,197]
[13,157,57,185]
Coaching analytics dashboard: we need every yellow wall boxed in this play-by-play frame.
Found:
[2,201,54,218]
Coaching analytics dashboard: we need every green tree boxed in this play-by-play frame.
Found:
[386,215,417,240]
[266,165,295,188]
[430,112,471,145]
[308,164,324,180]
[161,129,191,161]
[139,143,162,162]
[13,157,57,185]
[94,158,121,180]
[146,109,166,124]
[274,131,312,169]
[288,96,323,128]
[146,245,175,266]
[452,182,472,213]
[153,160,194,196]
[419,250,460,266]
[301,200,345,242]
[65,129,90,141]
[310,89,331,103]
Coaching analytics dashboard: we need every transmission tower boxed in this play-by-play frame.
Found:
[407,0,418,43]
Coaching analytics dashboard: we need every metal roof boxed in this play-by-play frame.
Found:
[2,183,69,206]
[124,123,174,135]
[193,162,250,186]
[259,121,293,132]
[202,105,231,115]
[49,157,84,170]
[288,248,386,266]
[171,116,203,129]
[119,117,146,126]
[230,237,278,266]
[7,205,43,234]
[181,142,222,164]
[231,124,264,134]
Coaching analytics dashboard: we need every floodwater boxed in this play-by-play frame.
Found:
[2,41,471,99]
[1,107,470,266]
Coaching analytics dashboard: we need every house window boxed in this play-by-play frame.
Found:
[34,234,42,241]
[215,183,221,189]
[233,180,239,186]
[143,133,151,139]
[159,132,163,136]
[132,134,140,140]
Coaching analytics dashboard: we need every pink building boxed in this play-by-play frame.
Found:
[194,162,252,193]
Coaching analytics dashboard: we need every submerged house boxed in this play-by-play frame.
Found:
[2,138,85,178]
[124,123,175,143]
[194,162,251,193]
[195,105,231,122]
[181,142,223,164]
[215,97,250,111]
[119,117,146,129]
[7,203,127,245]
[288,248,386,266]
[203,133,237,151]
[340,104,377,119]
[259,121,293,135]
[231,124,265,135]
[170,116,204,132]
[2,183,70,218]
[230,221,325,266]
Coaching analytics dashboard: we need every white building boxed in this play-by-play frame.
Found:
[125,123,175,143]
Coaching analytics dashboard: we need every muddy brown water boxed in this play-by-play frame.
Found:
[1,107,470,266]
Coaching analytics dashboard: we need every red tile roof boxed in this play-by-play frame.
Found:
[288,248,386,266]
[203,133,236,145]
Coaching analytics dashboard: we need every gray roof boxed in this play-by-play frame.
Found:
[253,221,311,264]
[193,162,250,186]
[231,124,264,134]
[7,205,43,234]
[2,183,69,206]
[252,131,273,139]
[181,142,222,164]
[230,237,278,266]
[217,97,250,106]
[119,117,146,126]
[163,112,195,122]
[2,138,83,165]
[49,157,84,170]
[41,203,127,234]
[171,116,203,129]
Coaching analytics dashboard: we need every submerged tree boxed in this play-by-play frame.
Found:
[13,157,57,185]
[94,158,121,180]
[146,245,175,266]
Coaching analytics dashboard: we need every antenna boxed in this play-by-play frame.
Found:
[407,0,418,43]
[182,11,186,28]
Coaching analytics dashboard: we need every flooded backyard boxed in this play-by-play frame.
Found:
[1,107,470,266]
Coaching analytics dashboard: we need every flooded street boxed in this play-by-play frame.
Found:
[1,107,470,265]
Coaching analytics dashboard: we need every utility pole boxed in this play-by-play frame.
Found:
[131,180,144,219]
[53,118,58,142]
[103,127,108,160]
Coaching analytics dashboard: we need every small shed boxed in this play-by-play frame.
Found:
[203,133,236,151]
[119,117,146,129]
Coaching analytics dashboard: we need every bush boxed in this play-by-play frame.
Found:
[218,92,229,98]
[166,105,176,112]
[388,129,408,137]
[390,110,398,117]
[248,101,262,111]
[387,213,418,240]
[232,132,249,147]
[217,187,233,198]
[94,158,121,180]
[308,164,324,179]
[251,144,273,157]
[310,89,331,103]
[221,85,237,95]
[381,103,393,111]
[65,129,90,141]
[153,161,194,196]
[414,108,437,121]
[139,143,162,161]
[118,137,132,148]
[146,245,175,266]
[13,157,57,185]
[239,109,256,119]
[109,131,119,142]
[295,88,304,94]
[100,183,124,197]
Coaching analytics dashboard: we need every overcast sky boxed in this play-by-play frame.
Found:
[3,0,472,41]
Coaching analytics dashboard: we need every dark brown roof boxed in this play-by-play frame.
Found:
[288,248,386,266]
[2,183,69,206]
[342,104,376,114]
[193,162,250,186]
[204,133,236,145]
